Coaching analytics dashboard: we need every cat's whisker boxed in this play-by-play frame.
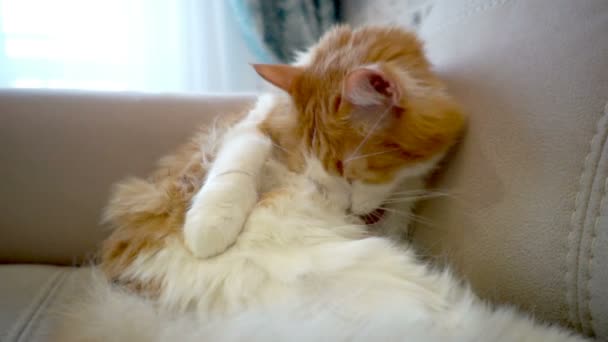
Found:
[389,189,450,196]
[368,210,383,220]
[343,149,399,163]
[379,206,435,227]
[327,224,363,230]
[388,191,456,201]
[389,189,433,195]
[378,206,414,216]
[345,106,392,165]
[387,193,446,199]
[271,142,295,155]
[383,199,421,204]
[384,193,451,203]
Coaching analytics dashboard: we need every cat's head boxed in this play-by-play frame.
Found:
[256,25,465,222]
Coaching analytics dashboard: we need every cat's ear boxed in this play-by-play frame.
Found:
[252,64,303,93]
[343,66,402,107]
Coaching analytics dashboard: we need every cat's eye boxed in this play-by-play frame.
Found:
[333,95,342,112]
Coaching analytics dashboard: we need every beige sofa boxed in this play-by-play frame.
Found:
[1,0,607,341]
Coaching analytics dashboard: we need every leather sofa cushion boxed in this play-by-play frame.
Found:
[412,0,608,338]
[0,265,93,342]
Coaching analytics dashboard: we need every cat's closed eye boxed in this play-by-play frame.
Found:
[336,160,344,175]
[333,95,342,112]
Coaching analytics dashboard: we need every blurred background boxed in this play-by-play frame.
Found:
[0,0,431,93]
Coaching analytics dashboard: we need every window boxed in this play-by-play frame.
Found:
[0,0,263,92]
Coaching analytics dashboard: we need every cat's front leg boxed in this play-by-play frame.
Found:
[184,122,271,258]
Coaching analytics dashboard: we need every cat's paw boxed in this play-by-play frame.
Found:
[183,179,255,258]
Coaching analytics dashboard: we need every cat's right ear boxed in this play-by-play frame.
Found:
[343,66,402,108]
[252,64,303,93]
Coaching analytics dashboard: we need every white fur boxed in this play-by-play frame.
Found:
[55,95,587,341]
[54,268,585,342]
[183,96,274,258]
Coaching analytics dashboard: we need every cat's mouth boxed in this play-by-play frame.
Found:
[359,208,386,225]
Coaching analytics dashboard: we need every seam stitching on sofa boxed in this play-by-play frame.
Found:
[422,0,512,36]
[587,177,605,329]
[586,103,608,333]
[3,269,62,342]
[565,105,607,331]
[566,138,593,329]
[15,270,67,342]
[567,102,608,335]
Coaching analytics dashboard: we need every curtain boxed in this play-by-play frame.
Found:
[229,0,340,63]
[0,0,263,92]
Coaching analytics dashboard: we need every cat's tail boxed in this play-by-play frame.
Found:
[99,178,179,286]
[102,178,172,228]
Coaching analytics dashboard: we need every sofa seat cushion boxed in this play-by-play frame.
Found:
[0,265,92,342]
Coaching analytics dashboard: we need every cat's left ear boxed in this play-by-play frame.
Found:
[252,64,303,93]
[343,66,402,108]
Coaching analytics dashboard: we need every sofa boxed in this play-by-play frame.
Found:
[1,0,607,340]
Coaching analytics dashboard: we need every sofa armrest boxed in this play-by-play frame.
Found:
[0,90,256,265]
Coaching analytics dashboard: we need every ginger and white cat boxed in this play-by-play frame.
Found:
[54,26,586,341]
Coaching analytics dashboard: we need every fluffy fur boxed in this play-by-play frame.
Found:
[54,268,583,342]
[54,26,586,341]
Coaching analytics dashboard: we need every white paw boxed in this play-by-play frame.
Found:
[183,181,255,258]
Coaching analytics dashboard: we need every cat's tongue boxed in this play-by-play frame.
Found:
[360,208,386,225]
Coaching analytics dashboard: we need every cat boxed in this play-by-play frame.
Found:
[53,25,586,341]
[99,25,463,295]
